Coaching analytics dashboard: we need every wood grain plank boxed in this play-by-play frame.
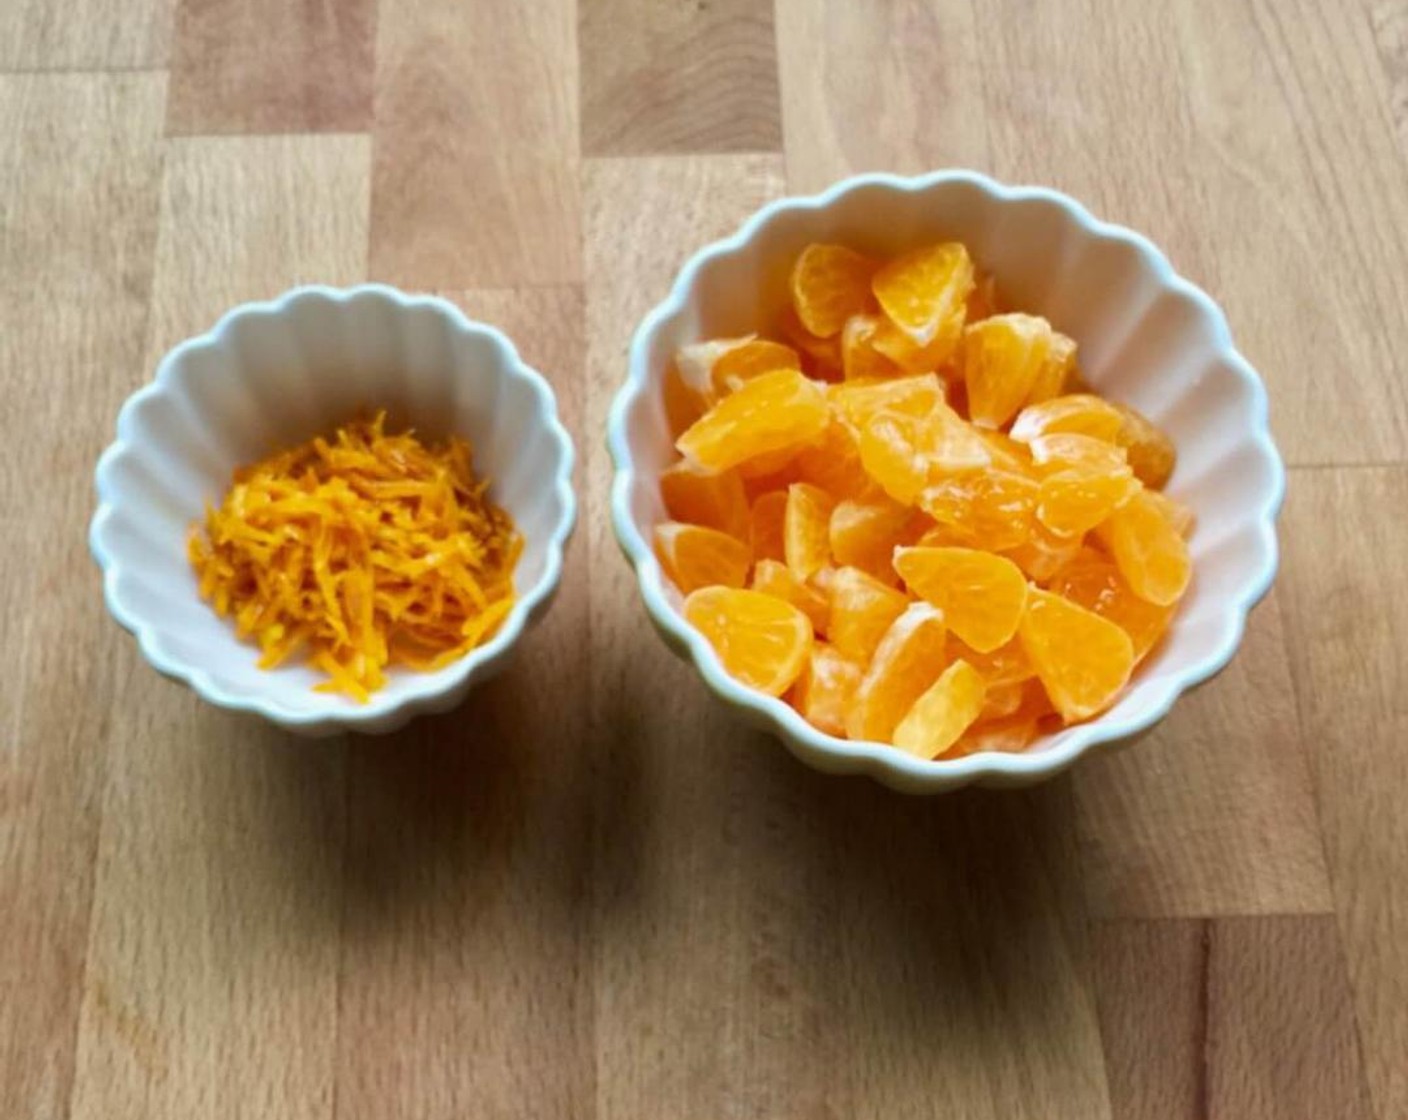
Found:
[1368,0,1408,152]
[370,0,580,289]
[332,286,593,1120]
[1168,0,1408,465]
[580,0,781,156]
[583,154,1112,1120]
[143,135,370,369]
[0,0,172,71]
[1209,915,1375,1120]
[1093,917,1376,1120]
[774,0,991,192]
[1280,465,1408,1120]
[1091,920,1207,1120]
[0,72,165,1120]
[1075,592,1332,918]
[67,133,370,1120]
[166,0,374,135]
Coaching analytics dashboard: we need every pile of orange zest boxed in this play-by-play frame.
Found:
[188,411,522,701]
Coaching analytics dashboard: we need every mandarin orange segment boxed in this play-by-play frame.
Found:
[1037,470,1140,537]
[1095,489,1192,607]
[712,338,801,393]
[858,402,991,505]
[778,304,844,379]
[677,368,829,472]
[918,469,1039,552]
[1028,432,1133,477]
[893,546,1028,653]
[784,482,836,579]
[825,566,910,663]
[683,586,812,697]
[965,271,1000,324]
[846,603,948,743]
[872,242,975,346]
[979,679,1025,721]
[1019,587,1133,721]
[1113,402,1177,489]
[1143,489,1196,538]
[955,635,1035,686]
[945,713,1040,759]
[792,643,864,737]
[841,314,903,379]
[749,491,788,563]
[1002,520,1084,581]
[829,372,945,428]
[1025,330,1078,406]
[962,313,1054,428]
[871,312,964,375]
[675,335,751,395]
[752,558,830,634]
[659,459,750,541]
[976,429,1033,474]
[793,419,872,500]
[1011,393,1125,444]
[654,521,752,594]
[791,243,879,338]
[1048,547,1173,662]
[829,497,913,584]
[664,365,709,439]
[892,659,986,759]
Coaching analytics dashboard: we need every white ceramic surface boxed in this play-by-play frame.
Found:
[92,285,576,735]
[608,170,1284,793]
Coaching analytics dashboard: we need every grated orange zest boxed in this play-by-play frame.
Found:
[188,412,521,700]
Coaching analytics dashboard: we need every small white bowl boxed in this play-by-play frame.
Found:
[608,171,1284,793]
[91,285,576,736]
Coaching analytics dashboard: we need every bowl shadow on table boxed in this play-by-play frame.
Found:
[589,665,1095,1055]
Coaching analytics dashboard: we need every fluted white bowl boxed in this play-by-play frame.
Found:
[609,171,1284,793]
[91,285,576,735]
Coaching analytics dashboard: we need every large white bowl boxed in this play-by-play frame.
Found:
[608,171,1284,793]
[92,285,576,735]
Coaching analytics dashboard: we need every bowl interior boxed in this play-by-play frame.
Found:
[621,176,1279,765]
[96,289,572,715]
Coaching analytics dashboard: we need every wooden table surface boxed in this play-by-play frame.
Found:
[2,1,1405,1117]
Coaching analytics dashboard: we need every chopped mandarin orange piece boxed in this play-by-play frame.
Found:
[892,659,986,759]
[1095,489,1192,606]
[1002,520,1084,581]
[1048,547,1173,662]
[1011,393,1125,444]
[1037,470,1140,537]
[893,546,1027,653]
[677,368,829,472]
[752,558,829,633]
[1113,402,1177,489]
[918,469,1039,552]
[872,242,974,346]
[791,243,879,338]
[735,447,802,486]
[979,679,1025,721]
[712,338,801,393]
[1028,432,1132,477]
[659,459,750,541]
[792,420,872,500]
[829,372,945,428]
[1025,330,1078,405]
[684,586,812,697]
[663,365,709,439]
[962,313,1054,428]
[829,497,913,584]
[654,521,752,594]
[1019,587,1133,721]
[1142,489,1196,538]
[749,491,788,563]
[792,643,864,736]
[826,566,910,663]
[871,313,963,375]
[976,429,1033,474]
[841,314,903,379]
[784,482,836,579]
[675,336,751,395]
[778,304,844,378]
[859,402,990,505]
[956,635,1035,686]
[846,603,948,743]
[945,713,1040,759]
[965,271,1000,324]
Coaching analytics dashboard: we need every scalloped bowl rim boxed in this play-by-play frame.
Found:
[607,170,1284,791]
[91,284,578,734]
